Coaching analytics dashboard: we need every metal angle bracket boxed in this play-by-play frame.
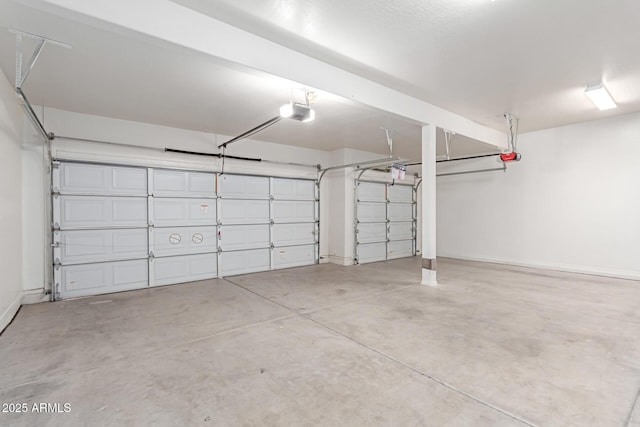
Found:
[9,28,72,90]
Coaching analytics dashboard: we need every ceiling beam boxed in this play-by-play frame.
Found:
[21,0,508,149]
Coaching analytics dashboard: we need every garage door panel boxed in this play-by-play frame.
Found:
[220,199,269,224]
[59,260,148,299]
[272,178,315,200]
[151,253,218,286]
[357,223,387,244]
[357,202,387,223]
[151,226,217,257]
[221,249,270,276]
[58,196,147,229]
[220,224,270,251]
[357,242,387,264]
[151,170,216,198]
[388,222,414,241]
[59,163,147,196]
[272,223,316,247]
[153,198,216,226]
[272,200,315,223]
[220,174,269,199]
[387,240,414,259]
[358,182,386,202]
[57,229,147,264]
[388,203,413,222]
[388,185,413,203]
[274,245,315,269]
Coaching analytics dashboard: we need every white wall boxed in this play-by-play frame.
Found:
[437,112,640,280]
[22,108,50,303]
[0,68,24,331]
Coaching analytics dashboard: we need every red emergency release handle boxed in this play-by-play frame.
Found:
[500,152,521,162]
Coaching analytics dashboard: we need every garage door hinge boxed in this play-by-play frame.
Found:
[270,243,275,249]
[52,161,60,169]
[148,222,154,228]
[52,222,60,231]
[51,242,59,248]
[53,259,61,270]
[270,219,274,225]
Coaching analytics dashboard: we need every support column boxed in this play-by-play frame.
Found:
[421,125,437,285]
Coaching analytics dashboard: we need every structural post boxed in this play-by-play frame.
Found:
[421,125,437,285]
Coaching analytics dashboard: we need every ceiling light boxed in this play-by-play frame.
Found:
[585,83,617,111]
[279,102,315,122]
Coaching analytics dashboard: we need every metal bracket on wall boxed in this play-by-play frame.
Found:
[10,28,71,89]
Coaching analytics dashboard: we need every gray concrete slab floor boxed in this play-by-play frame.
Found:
[0,257,639,426]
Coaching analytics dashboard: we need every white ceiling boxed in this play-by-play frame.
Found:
[0,0,500,159]
[4,0,634,160]
[175,0,640,132]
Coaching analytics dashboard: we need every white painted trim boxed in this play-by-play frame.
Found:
[328,255,354,266]
[438,254,640,282]
[25,0,507,148]
[0,293,22,333]
[22,289,50,304]
[421,269,437,286]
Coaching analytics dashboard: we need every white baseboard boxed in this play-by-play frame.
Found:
[0,292,22,334]
[328,255,354,266]
[22,288,50,304]
[438,253,640,282]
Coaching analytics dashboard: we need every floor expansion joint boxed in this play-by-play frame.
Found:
[223,277,538,427]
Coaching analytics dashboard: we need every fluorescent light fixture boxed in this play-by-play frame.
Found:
[585,83,617,111]
[279,102,315,122]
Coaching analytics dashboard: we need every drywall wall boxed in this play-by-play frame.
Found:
[22,107,50,303]
[437,112,640,280]
[41,107,331,166]
[0,68,24,331]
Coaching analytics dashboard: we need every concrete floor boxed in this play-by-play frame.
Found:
[1,257,639,427]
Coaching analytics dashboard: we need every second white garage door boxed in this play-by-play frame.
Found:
[355,180,416,264]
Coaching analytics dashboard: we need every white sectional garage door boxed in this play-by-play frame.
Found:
[148,169,218,287]
[271,178,318,269]
[355,181,416,264]
[52,162,318,299]
[219,175,318,276]
[52,163,150,299]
